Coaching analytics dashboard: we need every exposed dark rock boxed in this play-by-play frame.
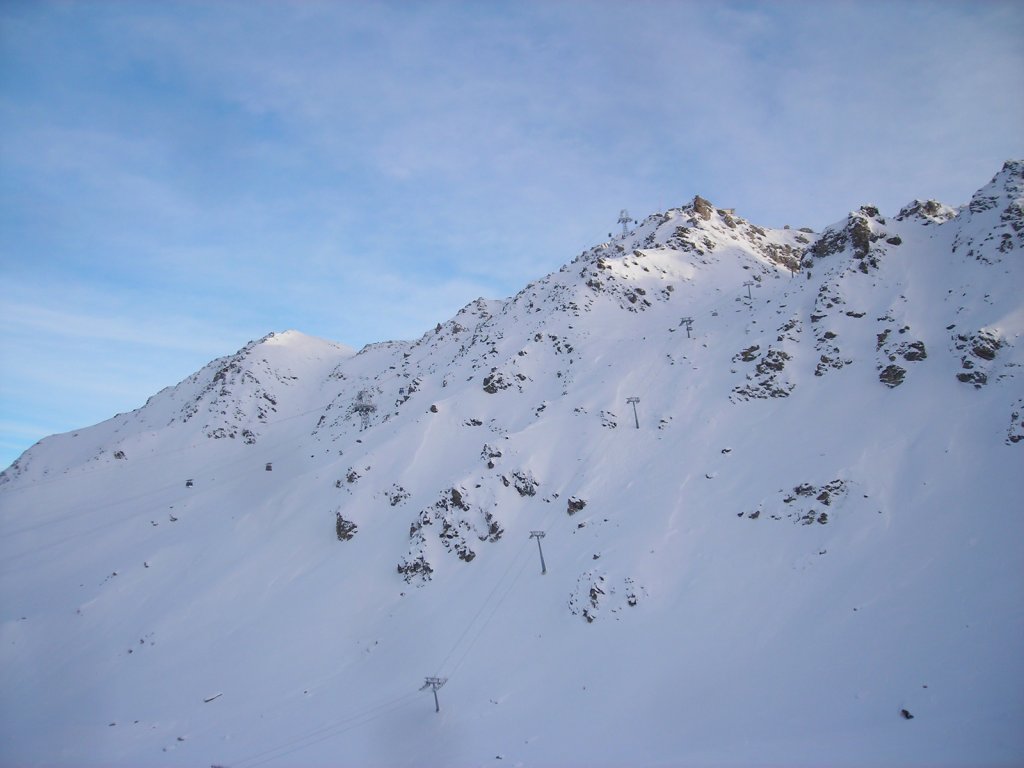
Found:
[387,485,410,506]
[849,217,873,260]
[567,497,587,516]
[450,487,469,510]
[397,555,433,583]
[747,480,848,526]
[809,228,848,259]
[1007,401,1024,444]
[509,470,538,497]
[756,349,790,375]
[902,341,927,361]
[482,443,503,468]
[879,364,906,387]
[957,371,988,388]
[335,512,357,541]
[896,199,953,223]
[692,195,714,221]
[971,335,1000,360]
[953,329,1001,386]
[736,345,761,362]
[733,346,794,401]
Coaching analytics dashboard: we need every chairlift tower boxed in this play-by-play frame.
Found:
[618,209,633,237]
[679,316,694,338]
[626,396,640,429]
[530,531,547,574]
[743,280,756,300]
[351,389,377,431]
[421,676,448,713]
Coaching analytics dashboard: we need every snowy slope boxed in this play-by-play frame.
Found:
[1,162,1022,767]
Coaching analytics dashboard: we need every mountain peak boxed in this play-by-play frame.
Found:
[251,329,355,356]
[953,158,1023,261]
[895,198,957,224]
[964,158,1022,216]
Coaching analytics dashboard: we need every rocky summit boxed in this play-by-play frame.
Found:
[1,161,1022,767]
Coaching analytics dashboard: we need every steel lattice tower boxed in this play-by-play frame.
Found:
[351,389,377,430]
[617,209,633,237]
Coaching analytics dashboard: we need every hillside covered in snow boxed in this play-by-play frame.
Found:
[1,161,1022,767]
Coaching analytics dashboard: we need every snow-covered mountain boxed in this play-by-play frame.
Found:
[2,161,1022,767]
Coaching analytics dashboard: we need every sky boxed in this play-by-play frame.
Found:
[1,0,1022,471]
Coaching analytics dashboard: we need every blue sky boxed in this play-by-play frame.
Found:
[1,0,1022,469]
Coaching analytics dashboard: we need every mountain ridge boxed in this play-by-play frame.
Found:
[6,159,1021,483]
